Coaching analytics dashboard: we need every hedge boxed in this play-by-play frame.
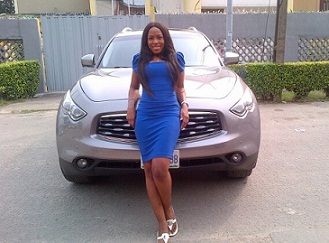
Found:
[230,61,329,101]
[0,60,40,100]
[1,60,328,102]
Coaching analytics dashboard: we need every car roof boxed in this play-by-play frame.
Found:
[114,27,203,38]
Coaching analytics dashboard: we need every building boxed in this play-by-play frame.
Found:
[202,0,277,13]
[289,0,328,11]
[14,0,90,14]
[92,0,145,16]
[11,0,329,15]
[202,0,328,13]
[91,0,202,15]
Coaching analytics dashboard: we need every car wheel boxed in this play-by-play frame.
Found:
[60,165,94,184]
[224,169,252,178]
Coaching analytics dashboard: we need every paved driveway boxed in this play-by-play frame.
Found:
[0,93,329,242]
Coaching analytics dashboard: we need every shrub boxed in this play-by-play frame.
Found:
[0,60,40,100]
[230,61,329,102]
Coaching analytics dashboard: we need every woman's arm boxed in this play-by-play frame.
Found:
[126,71,140,128]
[175,71,189,129]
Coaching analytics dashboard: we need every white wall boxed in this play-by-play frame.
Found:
[16,0,90,14]
[153,0,183,13]
[96,0,117,15]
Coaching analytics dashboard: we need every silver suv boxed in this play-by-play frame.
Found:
[56,27,261,183]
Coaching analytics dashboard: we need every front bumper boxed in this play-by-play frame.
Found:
[59,151,259,177]
[57,115,260,177]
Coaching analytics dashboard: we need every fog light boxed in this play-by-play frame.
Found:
[76,158,89,169]
[230,153,243,163]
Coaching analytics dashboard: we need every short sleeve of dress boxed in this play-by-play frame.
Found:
[132,53,139,73]
[176,52,185,73]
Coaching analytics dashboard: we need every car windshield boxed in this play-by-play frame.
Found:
[98,32,221,68]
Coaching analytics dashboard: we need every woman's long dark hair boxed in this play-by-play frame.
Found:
[137,22,181,95]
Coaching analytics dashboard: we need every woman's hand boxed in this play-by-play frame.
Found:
[127,72,140,128]
[180,104,189,130]
[126,106,136,128]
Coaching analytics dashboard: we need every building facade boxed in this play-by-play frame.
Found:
[14,0,90,14]
[11,0,329,16]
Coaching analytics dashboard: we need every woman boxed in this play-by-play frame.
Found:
[126,22,189,243]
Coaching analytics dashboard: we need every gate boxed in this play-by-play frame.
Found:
[41,15,150,91]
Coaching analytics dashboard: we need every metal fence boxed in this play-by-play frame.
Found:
[298,37,329,62]
[41,15,150,91]
[1,12,329,92]
[156,12,329,64]
[0,39,24,63]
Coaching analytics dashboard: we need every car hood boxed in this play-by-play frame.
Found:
[79,66,237,102]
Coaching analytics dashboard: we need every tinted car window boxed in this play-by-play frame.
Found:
[99,36,141,68]
[99,32,221,68]
[172,35,221,66]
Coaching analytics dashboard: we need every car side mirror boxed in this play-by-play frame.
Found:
[224,52,239,65]
[81,54,95,67]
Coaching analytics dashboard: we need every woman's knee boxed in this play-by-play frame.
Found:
[143,162,153,177]
[151,158,170,180]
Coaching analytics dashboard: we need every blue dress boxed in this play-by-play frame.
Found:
[132,52,185,163]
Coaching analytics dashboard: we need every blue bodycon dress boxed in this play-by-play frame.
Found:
[132,52,185,163]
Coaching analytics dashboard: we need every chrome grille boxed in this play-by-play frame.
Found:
[97,111,222,143]
[179,111,222,141]
[97,113,136,142]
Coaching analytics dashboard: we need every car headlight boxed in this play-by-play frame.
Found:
[62,90,87,121]
[230,88,254,117]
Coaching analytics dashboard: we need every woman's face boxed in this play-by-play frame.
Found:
[147,27,165,55]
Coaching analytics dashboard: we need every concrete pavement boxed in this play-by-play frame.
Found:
[0,92,65,114]
[1,92,329,242]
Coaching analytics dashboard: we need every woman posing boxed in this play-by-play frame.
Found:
[126,22,189,243]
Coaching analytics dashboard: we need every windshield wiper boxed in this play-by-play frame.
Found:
[202,44,212,52]
[109,66,130,68]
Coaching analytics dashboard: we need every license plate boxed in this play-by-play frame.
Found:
[140,150,180,169]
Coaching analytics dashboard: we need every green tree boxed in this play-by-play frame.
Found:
[0,0,15,14]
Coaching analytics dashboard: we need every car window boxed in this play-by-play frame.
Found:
[99,37,141,68]
[172,35,221,66]
[99,32,221,68]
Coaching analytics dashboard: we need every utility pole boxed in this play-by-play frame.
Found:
[273,0,288,63]
[226,0,233,51]
[145,0,155,22]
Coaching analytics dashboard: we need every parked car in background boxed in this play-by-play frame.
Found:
[56,27,261,183]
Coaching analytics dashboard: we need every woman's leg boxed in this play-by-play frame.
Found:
[143,157,175,234]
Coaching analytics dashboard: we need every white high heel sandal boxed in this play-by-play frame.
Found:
[167,218,178,237]
[157,232,170,243]
[167,207,178,237]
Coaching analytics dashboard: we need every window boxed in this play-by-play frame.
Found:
[320,0,329,11]
[99,32,222,68]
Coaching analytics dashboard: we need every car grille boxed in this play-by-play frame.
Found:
[97,110,222,143]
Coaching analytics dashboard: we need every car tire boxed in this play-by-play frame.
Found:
[60,165,94,184]
[224,169,252,178]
